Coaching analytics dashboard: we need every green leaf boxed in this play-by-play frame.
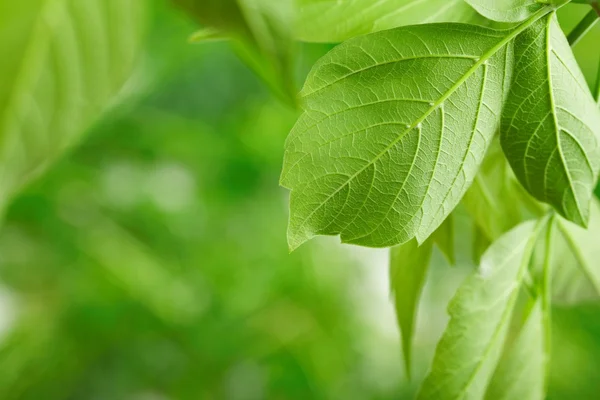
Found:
[390,239,433,379]
[484,300,546,400]
[417,220,541,400]
[0,0,145,208]
[501,14,600,227]
[549,200,600,305]
[434,215,456,265]
[465,0,542,23]
[295,0,487,43]
[281,9,562,250]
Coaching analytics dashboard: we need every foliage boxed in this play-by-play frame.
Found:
[276,0,600,398]
[1,0,600,399]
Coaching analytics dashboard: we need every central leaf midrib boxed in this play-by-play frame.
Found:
[293,5,555,234]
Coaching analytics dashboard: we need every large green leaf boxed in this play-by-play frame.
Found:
[281,8,557,250]
[484,301,546,400]
[0,0,145,208]
[465,0,541,23]
[417,220,541,399]
[295,0,486,43]
[501,14,600,227]
[389,239,433,379]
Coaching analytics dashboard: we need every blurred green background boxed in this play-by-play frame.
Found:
[0,1,599,399]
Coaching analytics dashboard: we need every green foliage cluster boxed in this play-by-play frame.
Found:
[178,0,600,397]
[2,0,600,398]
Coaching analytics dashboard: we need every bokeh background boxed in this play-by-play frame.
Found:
[0,1,599,399]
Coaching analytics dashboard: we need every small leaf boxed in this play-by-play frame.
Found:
[0,0,145,207]
[281,21,527,250]
[390,239,433,379]
[295,0,487,43]
[465,0,542,23]
[485,300,546,400]
[417,221,541,400]
[501,14,600,227]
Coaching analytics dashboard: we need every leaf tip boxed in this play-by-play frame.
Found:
[287,226,312,252]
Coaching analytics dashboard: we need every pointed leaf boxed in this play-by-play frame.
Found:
[295,0,486,43]
[281,14,561,249]
[390,239,433,379]
[485,301,546,400]
[501,14,600,227]
[417,221,541,400]
[465,0,542,23]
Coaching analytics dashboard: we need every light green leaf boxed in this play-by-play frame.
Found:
[417,221,541,400]
[550,200,600,305]
[281,9,564,250]
[484,300,546,400]
[465,0,541,23]
[434,215,455,265]
[501,14,600,227]
[295,0,487,43]
[0,0,145,209]
[390,238,433,379]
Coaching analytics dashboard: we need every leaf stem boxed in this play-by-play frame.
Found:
[567,9,599,47]
[540,214,556,390]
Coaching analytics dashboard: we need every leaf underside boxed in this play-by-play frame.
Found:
[501,15,600,227]
[484,300,546,400]
[281,23,513,250]
[417,221,538,400]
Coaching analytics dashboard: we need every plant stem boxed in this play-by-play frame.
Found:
[541,215,555,390]
[567,9,599,47]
